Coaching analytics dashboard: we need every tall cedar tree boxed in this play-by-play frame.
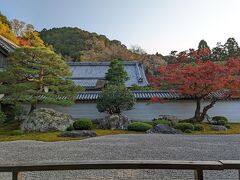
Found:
[197,40,211,61]
[150,51,240,122]
[211,38,240,61]
[172,38,240,62]
[105,59,129,85]
[0,47,83,113]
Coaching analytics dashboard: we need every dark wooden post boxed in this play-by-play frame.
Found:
[238,169,240,180]
[12,172,22,180]
[194,169,203,180]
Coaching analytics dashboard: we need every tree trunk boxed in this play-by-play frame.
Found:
[193,98,201,122]
[29,103,36,115]
[200,100,217,121]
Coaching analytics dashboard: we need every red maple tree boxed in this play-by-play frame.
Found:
[173,48,211,62]
[17,37,30,46]
[151,55,240,122]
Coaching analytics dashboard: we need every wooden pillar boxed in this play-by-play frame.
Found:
[238,169,240,180]
[194,169,203,180]
[12,172,22,180]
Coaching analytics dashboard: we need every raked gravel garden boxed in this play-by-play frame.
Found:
[0,134,240,180]
[0,108,240,179]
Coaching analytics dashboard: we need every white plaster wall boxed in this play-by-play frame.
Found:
[38,100,240,122]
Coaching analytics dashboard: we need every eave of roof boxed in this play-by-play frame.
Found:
[75,90,239,101]
[0,35,19,53]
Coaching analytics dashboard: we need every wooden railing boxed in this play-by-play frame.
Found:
[0,160,239,180]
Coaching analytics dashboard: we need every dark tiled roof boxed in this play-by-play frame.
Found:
[0,35,18,54]
[76,90,232,101]
[67,61,149,88]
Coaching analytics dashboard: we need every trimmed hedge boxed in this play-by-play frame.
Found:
[212,116,228,126]
[225,124,231,129]
[73,118,93,130]
[127,122,152,132]
[66,125,74,131]
[174,123,194,132]
[140,121,155,126]
[0,111,6,124]
[184,129,192,133]
[194,124,204,131]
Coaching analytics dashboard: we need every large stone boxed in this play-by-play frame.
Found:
[157,115,180,124]
[146,124,182,134]
[211,125,227,131]
[21,108,74,132]
[59,130,97,138]
[97,114,129,130]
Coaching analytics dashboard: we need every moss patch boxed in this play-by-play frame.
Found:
[95,129,140,136]
[0,121,140,142]
[191,123,240,135]
[1,121,240,142]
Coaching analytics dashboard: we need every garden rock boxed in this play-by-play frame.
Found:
[59,130,96,138]
[211,125,227,131]
[97,114,129,130]
[157,115,180,123]
[21,108,74,132]
[146,124,182,134]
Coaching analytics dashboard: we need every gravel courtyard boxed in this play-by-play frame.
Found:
[0,134,240,180]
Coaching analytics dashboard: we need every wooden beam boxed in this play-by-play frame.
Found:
[219,160,240,169]
[0,160,223,172]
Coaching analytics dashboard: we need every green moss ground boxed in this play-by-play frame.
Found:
[0,121,139,142]
[0,121,240,142]
[191,123,240,135]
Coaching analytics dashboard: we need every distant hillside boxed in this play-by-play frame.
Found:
[40,27,166,74]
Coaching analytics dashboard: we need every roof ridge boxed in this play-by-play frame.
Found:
[67,61,142,66]
[78,90,177,93]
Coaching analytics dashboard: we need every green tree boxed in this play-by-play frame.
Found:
[211,38,240,61]
[22,30,45,47]
[0,12,11,28]
[197,39,211,61]
[224,37,240,57]
[211,42,227,61]
[96,85,135,115]
[198,39,210,50]
[1,47,83,113]
[105,59,129,85]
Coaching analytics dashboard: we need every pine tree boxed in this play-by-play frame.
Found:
[1,47,83,113]
[105,59,129,85]
[97,85,135,115]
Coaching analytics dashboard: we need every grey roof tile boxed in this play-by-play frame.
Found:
[0,35,18,53]
[75,90,237,101]
[68,61,149,88]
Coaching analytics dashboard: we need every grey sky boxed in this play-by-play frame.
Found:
[1,0,240,55]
